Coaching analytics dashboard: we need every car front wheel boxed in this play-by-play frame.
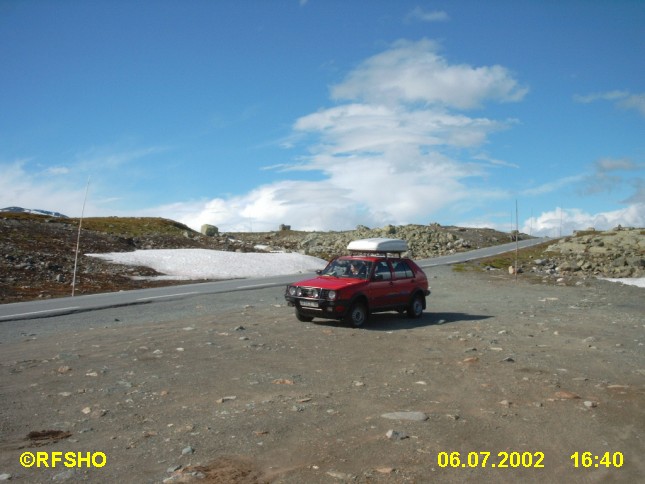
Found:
[345,302,368,327]
[407,294,424,319]
[296,310,313,322]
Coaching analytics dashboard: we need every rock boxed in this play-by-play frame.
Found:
[272,378,294,385]
[381,411,428,421]
[376,467,395,474]
[555,390,580,400]
[90,408,108,418]
[52,470,75,481]
[326,471,353,480]
[181,446,195,455]
[200,224,218,236]
[386,429,409,440]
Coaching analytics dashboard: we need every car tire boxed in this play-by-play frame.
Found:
[407,294,424,319]
[345,302,368,327]
[296,311,314,322]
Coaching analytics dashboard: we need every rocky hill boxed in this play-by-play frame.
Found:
[1,212,643,303]
[466,226,644,282]
[541,228,645,278]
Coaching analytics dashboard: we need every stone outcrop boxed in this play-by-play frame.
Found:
[200,224,218,236]
[538,227,644,278]
[234,224,518,260]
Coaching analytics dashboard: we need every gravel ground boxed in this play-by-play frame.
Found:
[0,266,643,483]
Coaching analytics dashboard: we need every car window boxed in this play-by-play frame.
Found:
[348,260,371,279]
[374,261,391,280]
[321,259,372,279]
[393,260,414,279]
[321,259,348,277]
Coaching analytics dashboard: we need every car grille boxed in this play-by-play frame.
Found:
[300,287,331,299]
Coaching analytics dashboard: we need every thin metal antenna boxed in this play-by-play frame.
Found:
[515,199,519,281]
[72,177,90,296]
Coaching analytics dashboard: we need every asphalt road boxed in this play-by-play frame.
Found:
[0,238,548,324]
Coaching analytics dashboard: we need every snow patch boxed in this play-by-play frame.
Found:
[599,277,645,288]
[88,249,327,281]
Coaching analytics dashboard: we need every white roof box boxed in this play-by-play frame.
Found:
[347,238,408,254]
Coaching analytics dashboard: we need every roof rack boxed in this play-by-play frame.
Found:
[347,238,408,257]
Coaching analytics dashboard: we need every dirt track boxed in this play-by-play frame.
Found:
[1,266,643,483]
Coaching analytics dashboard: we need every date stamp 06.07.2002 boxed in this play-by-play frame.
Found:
[436,451,624,469]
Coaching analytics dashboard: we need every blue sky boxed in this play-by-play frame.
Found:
[1,0,643,236]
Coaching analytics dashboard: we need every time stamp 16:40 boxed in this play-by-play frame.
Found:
[437,451,624,469]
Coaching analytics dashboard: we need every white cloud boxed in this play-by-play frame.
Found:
[331,39,528,109]
[574,90,645,117]
[0,160,89,215]
[73,145,168,171]
[623,179,645,204]
[579,157,644,197]
[617,93,645,116]
[594,157,642,172]
[574,90,628,103]
[0,144,169,217]
[154,39,528,232]
[522,175,585,196]
[2,40,530,233]
[44,166,71,176]
[406,8,449,23]
[523,203,645,237]
[472,153,519,169]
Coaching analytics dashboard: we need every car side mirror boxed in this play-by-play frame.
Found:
[316,269,323,275]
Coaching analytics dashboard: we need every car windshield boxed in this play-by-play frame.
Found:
[321,259,372,279]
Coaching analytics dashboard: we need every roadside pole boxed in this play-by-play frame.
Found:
[72,177,90,297]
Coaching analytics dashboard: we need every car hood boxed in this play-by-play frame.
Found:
[290,276,366,290]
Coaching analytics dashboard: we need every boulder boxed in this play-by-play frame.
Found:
[200,224,218,237]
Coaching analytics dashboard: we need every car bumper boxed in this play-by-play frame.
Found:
[285,296,349,320]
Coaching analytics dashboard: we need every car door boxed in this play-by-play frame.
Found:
[390,260,416,306]
[367,260,396,309]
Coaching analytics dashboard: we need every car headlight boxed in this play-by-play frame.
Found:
[296,287,303,297]
[311,288,320,298]
[288,286,297,296]
[327,290,336,300]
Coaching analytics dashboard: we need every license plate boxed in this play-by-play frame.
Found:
[300,300,319,308]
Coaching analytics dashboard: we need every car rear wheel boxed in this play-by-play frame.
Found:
[407,294,424,319]
[345,302,368,327]
[296,310,313,322]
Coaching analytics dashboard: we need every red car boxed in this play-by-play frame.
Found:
[285,238,430,327]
